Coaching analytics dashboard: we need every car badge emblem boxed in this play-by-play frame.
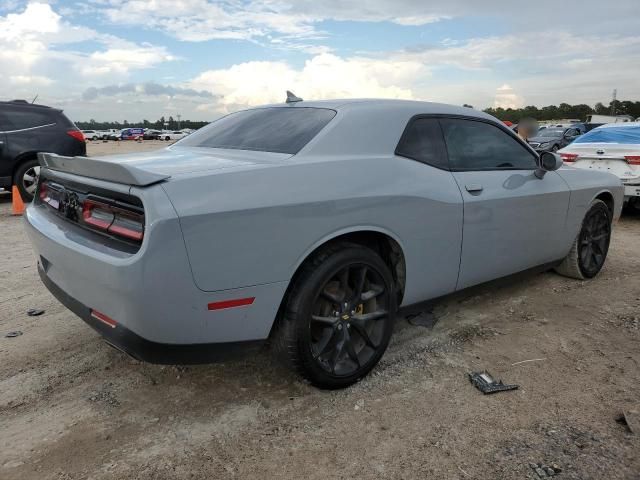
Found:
[596,149,605,155]
[342,314,350,321]
[59,189,80,220]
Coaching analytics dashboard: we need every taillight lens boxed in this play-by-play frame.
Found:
[67,129,85,142]
[625,155,640,165]
[38,181,48,201]
[561,153,578,163]
[82,200,144,242]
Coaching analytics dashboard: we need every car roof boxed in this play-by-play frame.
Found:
[255,98,496,121]
[0,99,61,113]
[594,121,640,129]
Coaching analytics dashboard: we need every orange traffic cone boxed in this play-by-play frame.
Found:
[11,185,25,216]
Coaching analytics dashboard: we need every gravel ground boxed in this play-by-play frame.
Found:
[0,143,638,479]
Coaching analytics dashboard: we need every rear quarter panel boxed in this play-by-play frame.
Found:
[162,155,464,306]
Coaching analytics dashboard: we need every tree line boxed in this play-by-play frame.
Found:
[483,99,640,123]
[76,116,209,131]
[76,99,640,130]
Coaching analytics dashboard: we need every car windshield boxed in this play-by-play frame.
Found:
[573,125,640,145]
[537,128,564,137]
[179,107,337,154]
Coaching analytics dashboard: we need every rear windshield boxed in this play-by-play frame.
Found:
[179,107,336,154]
[573,125,640,145]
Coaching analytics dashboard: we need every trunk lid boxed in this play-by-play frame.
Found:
[39,146,292,187]
[563,143,640,180]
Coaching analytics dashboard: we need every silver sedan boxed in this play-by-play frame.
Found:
[25,98,623,388]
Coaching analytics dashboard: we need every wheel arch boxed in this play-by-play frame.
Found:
[593,190,614,216]
[268,227,407,337]
[11,151,40,178]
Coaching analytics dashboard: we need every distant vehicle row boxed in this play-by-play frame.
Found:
[81,128,192,141]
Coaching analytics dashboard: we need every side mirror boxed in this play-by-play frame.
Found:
[535,152,563,179]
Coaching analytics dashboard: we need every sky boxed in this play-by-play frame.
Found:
[1,0,639,122]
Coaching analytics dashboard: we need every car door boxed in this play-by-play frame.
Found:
[0,111,9,185]
[439,117,571,290]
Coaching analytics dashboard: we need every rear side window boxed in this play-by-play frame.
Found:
[395,118,449,169]
[180,107,336,154]
[3,108,54,131]
[440,118,537,170]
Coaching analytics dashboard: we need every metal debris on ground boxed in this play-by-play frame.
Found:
[5,331,23,338]
[27,308,45,316]
[468,371,519,394]
[529,462,562,478]
[616,409,639,434]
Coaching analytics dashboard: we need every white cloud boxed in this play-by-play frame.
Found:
[0,2,175,92]
[9,75,53,86]
[190,53,425,112]
[494,84,524,109]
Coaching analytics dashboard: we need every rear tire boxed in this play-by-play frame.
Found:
[13,158,40,202]
[272,242,397,389]
[554,199,611,279]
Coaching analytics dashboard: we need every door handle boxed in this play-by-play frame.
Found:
[465,184,483,193]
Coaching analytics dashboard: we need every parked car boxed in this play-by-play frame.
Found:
[161,130,187,141]
[100,129,120,140]
[559,122,640,208]
[82,130,100,141]
[143,129,162,140]
[0,100,86,201]
[528,126,582,152]
[120,128,144,140]
[25,99,623,389]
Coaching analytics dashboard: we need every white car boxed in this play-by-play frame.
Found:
[559,122,640,208]
[81,130,99,141]
[160,130,187,141]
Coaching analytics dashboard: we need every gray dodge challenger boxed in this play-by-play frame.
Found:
[24,98,623,389]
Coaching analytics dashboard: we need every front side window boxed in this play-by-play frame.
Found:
[395,118,449,169]
[180,107,336,154]
[440,118,537,170]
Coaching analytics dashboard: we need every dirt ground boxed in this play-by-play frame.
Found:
[1,142,638,479]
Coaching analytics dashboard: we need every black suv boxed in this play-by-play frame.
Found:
[0,100,86,201]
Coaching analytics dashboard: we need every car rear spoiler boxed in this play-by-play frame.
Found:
[38,153,170,187]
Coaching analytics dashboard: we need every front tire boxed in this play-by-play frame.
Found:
[554,199,612,279]
[272,243,397,389]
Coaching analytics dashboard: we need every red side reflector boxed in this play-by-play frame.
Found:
[625,155,640,165]
[208,297,255,311]
[91,310,117,328]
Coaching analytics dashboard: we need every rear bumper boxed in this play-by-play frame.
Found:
[623,184,640,198]
[38,265,265,364]
[24,187,288,347]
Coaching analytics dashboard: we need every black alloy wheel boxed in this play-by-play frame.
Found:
[273,243,396,389]
[309,263,389,376]
[577,202,611,278]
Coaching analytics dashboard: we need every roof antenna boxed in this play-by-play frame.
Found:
[286,91,303,103]
[31,94,39,104]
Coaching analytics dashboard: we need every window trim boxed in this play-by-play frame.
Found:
[395,114,540,172]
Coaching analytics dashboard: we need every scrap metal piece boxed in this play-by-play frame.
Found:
[27,309,45,316]
[468,371,519,394]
